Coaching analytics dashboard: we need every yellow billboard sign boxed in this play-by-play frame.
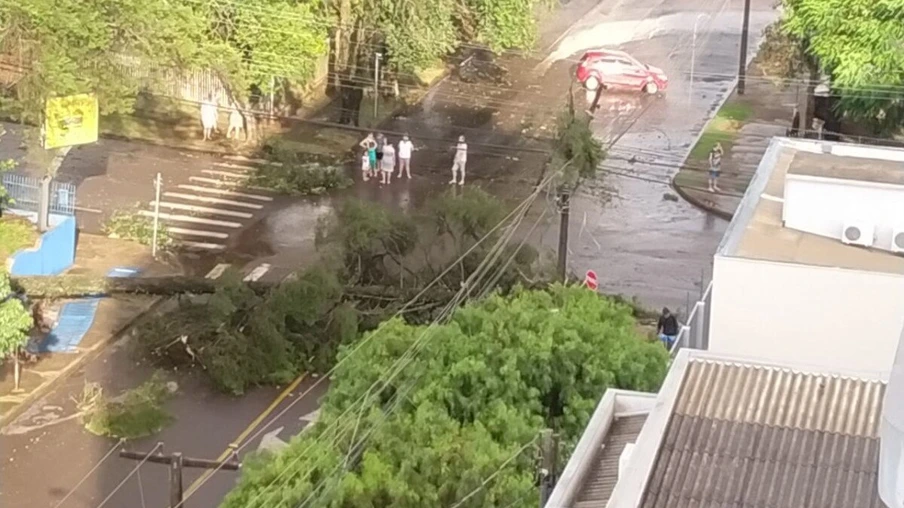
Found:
[43,94,99,150]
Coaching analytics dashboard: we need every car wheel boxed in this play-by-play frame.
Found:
[584,76,600,91]
[644,82,659,94]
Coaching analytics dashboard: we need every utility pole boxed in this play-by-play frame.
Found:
[737,0,751,95]
[120,443,240,508]
[151,172,162,258]
[556,190,570,282]
[537,429,560,507]
[374,53,383,120]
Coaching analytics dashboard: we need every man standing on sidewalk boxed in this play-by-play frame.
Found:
[397,134,413,179]
[708,142,723,193]
[450,135,467,186]
[200,94,219,141]
[657,307,679,350]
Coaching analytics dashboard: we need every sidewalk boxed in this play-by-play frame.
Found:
[673,58,794,218]
[0,234,182,427]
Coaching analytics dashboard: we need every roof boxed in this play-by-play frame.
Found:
[549,350,891,508]
[717,138,904,276]
[574,414,647,508]
[640,358,887,508]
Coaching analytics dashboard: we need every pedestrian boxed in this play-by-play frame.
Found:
[381,141,396,185]
[226,103,244,140]
[450,135,467,186]
[657,307,679,350]
[708,142,723,193]
[397,134,413,179]
[360,133,377,178]
[375,133,386,171]
[200,94,219,141]
[361,150,372,182]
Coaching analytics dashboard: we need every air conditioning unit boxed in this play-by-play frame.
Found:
[893,228,904,253]
[841,221,875,247]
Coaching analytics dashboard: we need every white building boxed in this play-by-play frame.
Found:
[707,137,904,377]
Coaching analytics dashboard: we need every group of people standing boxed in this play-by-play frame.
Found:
[200,94,245,142]
[359,133,470,186]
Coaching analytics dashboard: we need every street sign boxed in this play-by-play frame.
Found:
[43,94,98,149]
[584,270,598,290]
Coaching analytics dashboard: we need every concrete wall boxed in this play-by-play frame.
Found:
[9,216,77,276]
[710,255,904,377]
[783,175,904,252]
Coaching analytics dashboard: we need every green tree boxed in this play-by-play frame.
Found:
[222,285,668,507]
[0,271,33,389]
[775,0,904,132]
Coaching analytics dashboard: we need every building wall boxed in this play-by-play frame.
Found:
[710,255,904,376]
[783,176,904,252]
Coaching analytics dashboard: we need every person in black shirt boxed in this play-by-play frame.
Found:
[657,307,679,350]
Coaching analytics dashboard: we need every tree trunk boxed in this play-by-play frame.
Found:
[797,50,819,139]
[11,274,457,301]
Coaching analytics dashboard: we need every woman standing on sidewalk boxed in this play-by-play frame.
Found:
[360,133,377,178]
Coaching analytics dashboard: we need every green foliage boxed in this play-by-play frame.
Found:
[379,0,458,73]
[0,271,32,358]
[466,0,539,51]
[102,209,172,250]
[251,162,352,196]
[136,266,356,394]
[553,101,604,185]
[780,0,904,130]
[223,285,669,507]
[80,372,175,439]
[431,188,505,243]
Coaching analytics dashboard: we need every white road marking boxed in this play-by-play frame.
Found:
[206,263,231,279]
[299,409,320,424]
[202,169,251,179]
[139,210,242,228]
[258,426,288,453]
[214,162,257,171]
[178,185,273,202]
[178,241,226,251]
[223,155,281,167]
[150,201,253,219]
[164,192,264,209]
[190,176,240,186]
[243,263,271,282]
[169,227,230,239]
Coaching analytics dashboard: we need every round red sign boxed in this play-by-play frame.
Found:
[584,270,598,290]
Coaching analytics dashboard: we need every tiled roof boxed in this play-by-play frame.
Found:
[640,359,887,508]
[574,414,647,508]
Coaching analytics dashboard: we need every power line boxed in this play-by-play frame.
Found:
[52,438,125,508]
[91,442,163,508]
[448,437,539,508]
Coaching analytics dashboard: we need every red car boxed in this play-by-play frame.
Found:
[575,49,668,95]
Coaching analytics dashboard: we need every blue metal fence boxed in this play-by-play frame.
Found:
[1,172,76,216]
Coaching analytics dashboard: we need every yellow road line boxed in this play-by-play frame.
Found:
[184,374,306,497]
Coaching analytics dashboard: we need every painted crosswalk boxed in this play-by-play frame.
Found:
[144,159,272,251]
[205,262,295,284]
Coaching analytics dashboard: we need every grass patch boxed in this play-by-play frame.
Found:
[0,217,38,262]
[79,372,175,439]
[688,100,754,161]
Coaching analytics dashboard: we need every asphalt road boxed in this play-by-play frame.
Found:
[0,330,327,508]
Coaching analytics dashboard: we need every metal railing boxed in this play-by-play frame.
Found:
[2,172,76,216]
[670,280,713,357]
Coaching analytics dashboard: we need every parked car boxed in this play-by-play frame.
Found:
[575,49,668,94]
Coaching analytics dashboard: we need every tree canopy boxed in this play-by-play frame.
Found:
[0,271,32,359]
[221,285,669,508]
[776,0,904,130]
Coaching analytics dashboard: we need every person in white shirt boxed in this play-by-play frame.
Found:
[381,142,396,185]
[361,151,371,182]
[397,134,413,179]
[200,94,219,141]
[226,104,244,140]
[450,135,467,185]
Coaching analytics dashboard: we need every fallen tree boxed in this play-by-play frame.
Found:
[11,274,457,302]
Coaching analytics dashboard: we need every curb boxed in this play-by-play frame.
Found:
[0,296,168,430]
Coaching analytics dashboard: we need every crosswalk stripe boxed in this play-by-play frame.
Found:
[213,162,257,171]
[168,227,230,239]
[223,155,282,166]
[163,192,264,209]
[206,263,231,279]
[190,176,238,186]
[244,263,271,282]
[179,241,226,251]
[177,185,273,202]
[202,169,251,179]
[139,210,241,228]
[150,201,253,219]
